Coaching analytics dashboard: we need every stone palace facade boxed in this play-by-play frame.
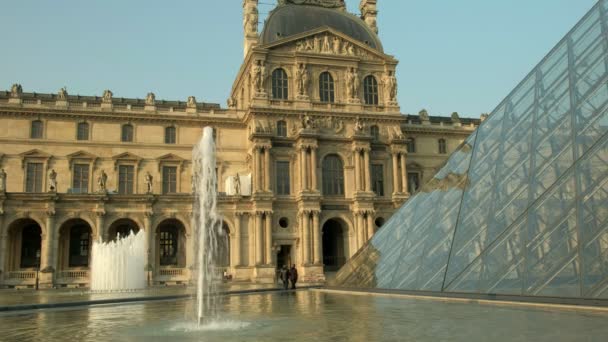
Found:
[0,0,479,288]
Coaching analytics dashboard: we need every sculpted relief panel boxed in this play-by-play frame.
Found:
[286,33,380,61]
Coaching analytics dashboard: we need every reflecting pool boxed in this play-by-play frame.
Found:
[1,290,607,341]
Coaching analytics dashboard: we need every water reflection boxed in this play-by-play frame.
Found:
[1,291,607,341]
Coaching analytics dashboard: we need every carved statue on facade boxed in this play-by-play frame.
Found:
[419,109,429,121]
[383,71,398,104]
[354,117,365,133]
[301,114,315,129]
[10,83,22,98]
[145,92,156,106]
[48,169,57,192]
[243,5,258,35]
[250,60,267,95]
[391,126,405,140]
[480,113,489,122]
[451,112,461,123]
[187,96,197,108]
[102,89,113,103]
[322,34,331,53]
[98,170,108,192]
[332,36,342,54]
[346,67,360,101]
[295,63,309,97]
[234,173,241,196]
[0,168,6,192]
[227,97,237,108]
[58,87,68,100]
[145,172,153,194]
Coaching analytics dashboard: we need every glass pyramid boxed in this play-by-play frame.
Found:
[335,0,608,299]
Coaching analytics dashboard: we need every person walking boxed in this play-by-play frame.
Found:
[289,265,298,290]
[279,265,290,290]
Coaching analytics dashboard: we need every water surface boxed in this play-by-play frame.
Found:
[1,290,606,341]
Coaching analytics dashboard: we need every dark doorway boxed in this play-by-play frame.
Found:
[20,223,42,268]
[277,245,292,269]
[322,219,346,272]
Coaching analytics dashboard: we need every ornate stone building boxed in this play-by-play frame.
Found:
[0,0,479,288]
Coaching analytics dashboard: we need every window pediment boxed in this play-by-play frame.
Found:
[112,152,143,169]
[20,149,52,169]
[67,151,98,170]
[156,153,185,171]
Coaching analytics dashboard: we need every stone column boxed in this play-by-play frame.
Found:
[354,150,361,191]
[366,212,375,241]
[264,212,273,265]
[248,213,255,267]
[310,148,318,191]
[300,147,308,191]
[364,149,372,192]
[95,212,105,242]
[392,153,400,194]
[255,212,263,265]
[357,213,365,250]
[256,147,263,192]
[0,214,6,281]
[264,147,271,192]
[42,211,55,271]
[400,153,408,194]
[302,211,311,265]
[312,211,321,265]
[234,213,242,267]
[144,212,153,283]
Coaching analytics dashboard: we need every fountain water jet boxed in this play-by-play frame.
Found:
[90,231,146,292]
[192,126,224,325]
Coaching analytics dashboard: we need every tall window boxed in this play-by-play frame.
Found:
[69,225,90,267]
[408,172,420,194]
[363,75,379,105]
[165,126,176,144]
[275,161,290,195]
[372,164,384,196]
[277,120,287,137]
[272,68,289,100]
[26,163,43,193]
[163,166,177,194]
[438,139,447,154]
[121,124,134,142]
[77,122,89,141]
[31,120,43,139]
[159,227,178,266]
[319,72,335,103]
[118,165,134,194]
[370,125,380,142]
[322,155,344,196]
[72,164,89,194]
[407,138,416,153]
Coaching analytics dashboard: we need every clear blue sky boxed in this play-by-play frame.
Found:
[0,0,598,117]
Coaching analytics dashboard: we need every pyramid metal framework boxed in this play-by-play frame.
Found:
[334,0,608,299]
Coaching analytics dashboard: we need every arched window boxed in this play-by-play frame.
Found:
[272,68,289,100]
[77,122,89,141]
[438,139,447,154]
[276,120,287,137]
[363,76,379,105]
[165,126,176,144]
[370,125,380,141]
[322,155,344,196]
[31,120,43,139]
[159,226,178,266]
[319,72,335,103]
[407,138,416,153]
[121,124,134,142]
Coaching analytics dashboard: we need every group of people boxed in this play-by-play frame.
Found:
[278,265,298,290]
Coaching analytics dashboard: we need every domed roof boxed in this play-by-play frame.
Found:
[260,4,383,52]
